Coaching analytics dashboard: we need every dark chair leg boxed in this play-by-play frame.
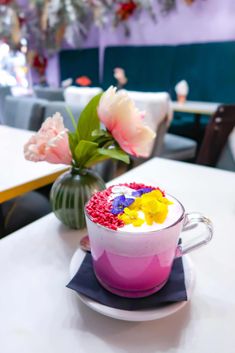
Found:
[0,205,6,238]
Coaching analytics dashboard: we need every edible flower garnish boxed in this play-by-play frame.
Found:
[141,190,171,225]
[120,189,173,226]
[111,195,135,215]
[118,208,144,227]
[86,183,172,230]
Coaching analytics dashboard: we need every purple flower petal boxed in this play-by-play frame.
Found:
[112,195,125,207]
[111,208,123,215]
[132,188,153,197]
[111,195,135,215]
[123,198,135,207]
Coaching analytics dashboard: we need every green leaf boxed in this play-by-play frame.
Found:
[91,129,112,138]
[68,131,78,159]
[65,106,77,132]
[77,93,103,140]
[85,153,110,168]
[74,140,98,168]
[91,129,115,147]
[98,148,130,164]
[91,129,106,137]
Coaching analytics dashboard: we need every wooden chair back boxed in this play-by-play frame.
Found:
[196,105,235,167]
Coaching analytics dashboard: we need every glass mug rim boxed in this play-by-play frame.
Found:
[84,193,185,235]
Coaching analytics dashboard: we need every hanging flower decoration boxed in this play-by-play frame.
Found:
[184,0,196,4]
[0,0,13,5]
[32,53,48,77]
[158,0,176,15]
[0,0,202,55]
[0,5,18,47]
[116,1,138,22]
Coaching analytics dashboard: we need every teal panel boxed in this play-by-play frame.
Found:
[199,41,235,103]
[171,41,235,103]
[59,48,99,87]
[103,41,235,103]
[102,42,235,144]
[102,45,175,92]
[170,43,205,101]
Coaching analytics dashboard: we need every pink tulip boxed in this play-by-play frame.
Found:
[24,112,72,165]
[97,86,156,157]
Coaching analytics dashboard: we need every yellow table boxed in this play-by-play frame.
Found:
[0,126,68,203]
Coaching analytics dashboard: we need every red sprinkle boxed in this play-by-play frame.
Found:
[86,186,123,231]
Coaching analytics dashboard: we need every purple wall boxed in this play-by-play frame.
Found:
[47,0,235,86]
[99,0,235,47]
[46,55,59,87]
[46,26,100,87]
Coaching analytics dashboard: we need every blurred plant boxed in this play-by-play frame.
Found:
[184,0,196,4]
[113,67,128,89]
[31,52,48,85]
[0,0,13,5]
[115,1,138,22]
[0,0,202,56]
[76,75,92,86]
[157,0,176,15]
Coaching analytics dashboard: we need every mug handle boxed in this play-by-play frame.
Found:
[176,212,213,257]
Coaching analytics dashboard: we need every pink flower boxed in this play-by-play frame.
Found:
[97,86,156,157]
[114,67,128,87]
[24,112,72,165]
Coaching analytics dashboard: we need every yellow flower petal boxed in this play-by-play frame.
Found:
[144,212,154,225]
[133,218,144,227]
[154,209,168,223]
[118,213,132,224]
[128,198,141,211]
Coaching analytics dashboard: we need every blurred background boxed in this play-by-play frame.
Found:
[0,0,234,236]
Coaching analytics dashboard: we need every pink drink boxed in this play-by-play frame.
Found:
[92,248,175,297]
[85,191,184,298]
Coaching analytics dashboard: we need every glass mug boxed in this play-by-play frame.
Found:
[85,195,213,298]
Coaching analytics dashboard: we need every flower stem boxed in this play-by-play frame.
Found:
[66,106,77,131]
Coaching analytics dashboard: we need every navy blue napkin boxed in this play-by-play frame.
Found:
[67,253,187,311]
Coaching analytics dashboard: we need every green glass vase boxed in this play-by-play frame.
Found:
[50,167,106,229]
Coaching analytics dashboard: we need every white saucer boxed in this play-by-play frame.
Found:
[69,248,195,322]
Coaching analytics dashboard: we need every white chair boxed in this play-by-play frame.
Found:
[0,85,11,123]
[64,86,103,107]
[125,91,172,128]
[3,96,47,131]
[43,100,84,131]
[125,90,197,161]
[34,86,64,101]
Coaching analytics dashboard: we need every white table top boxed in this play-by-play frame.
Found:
[0,126,68,202]
[172,101,220,115]
[0,158,235,353]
